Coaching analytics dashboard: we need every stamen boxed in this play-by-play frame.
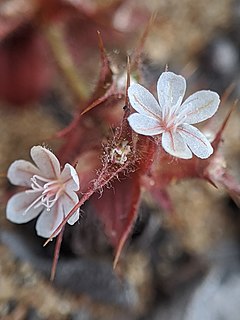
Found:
[24,174,64,213]
[25,193,44,214]
[32,175,52,183]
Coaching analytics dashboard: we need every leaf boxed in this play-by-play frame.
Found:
[75,150,102,192]
[93,170,141,268]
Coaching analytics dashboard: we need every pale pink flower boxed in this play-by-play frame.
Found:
[6,146,80,238]
[128,71,220,159]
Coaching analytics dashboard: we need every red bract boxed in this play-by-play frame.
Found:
[55,34,123,167]
[93,171,141,268]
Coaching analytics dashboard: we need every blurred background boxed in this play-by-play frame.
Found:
[1,0,240,319]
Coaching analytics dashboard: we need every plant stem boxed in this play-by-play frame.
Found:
[44,23,88,101]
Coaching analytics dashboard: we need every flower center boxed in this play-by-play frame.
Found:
[161,111,177,132]
[25,175,65,213]
[161,105,187,132]
[109,141,131,165]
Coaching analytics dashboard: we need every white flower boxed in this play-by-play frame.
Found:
[6,146,80,238]
[127,71,220,159]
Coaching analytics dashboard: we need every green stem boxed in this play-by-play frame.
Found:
[44,23,88,101]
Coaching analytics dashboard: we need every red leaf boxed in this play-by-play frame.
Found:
[75,150,102,192]
[93,171,141,267]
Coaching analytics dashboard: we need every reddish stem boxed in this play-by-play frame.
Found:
[44,160,132,246]
[50,225,65,281]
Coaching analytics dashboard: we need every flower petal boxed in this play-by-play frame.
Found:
[35,203,64,238]
[30,146,61,179]
[6,191,42,223]
[162,131,192,159]
[7,160,40,187]
[157,71,186,115]
[128,83,161,118]
[178,124,213,159]
[60,163,80,192]
[179,90,220,124]
[128,113,164,136]
[61,191,80,225]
